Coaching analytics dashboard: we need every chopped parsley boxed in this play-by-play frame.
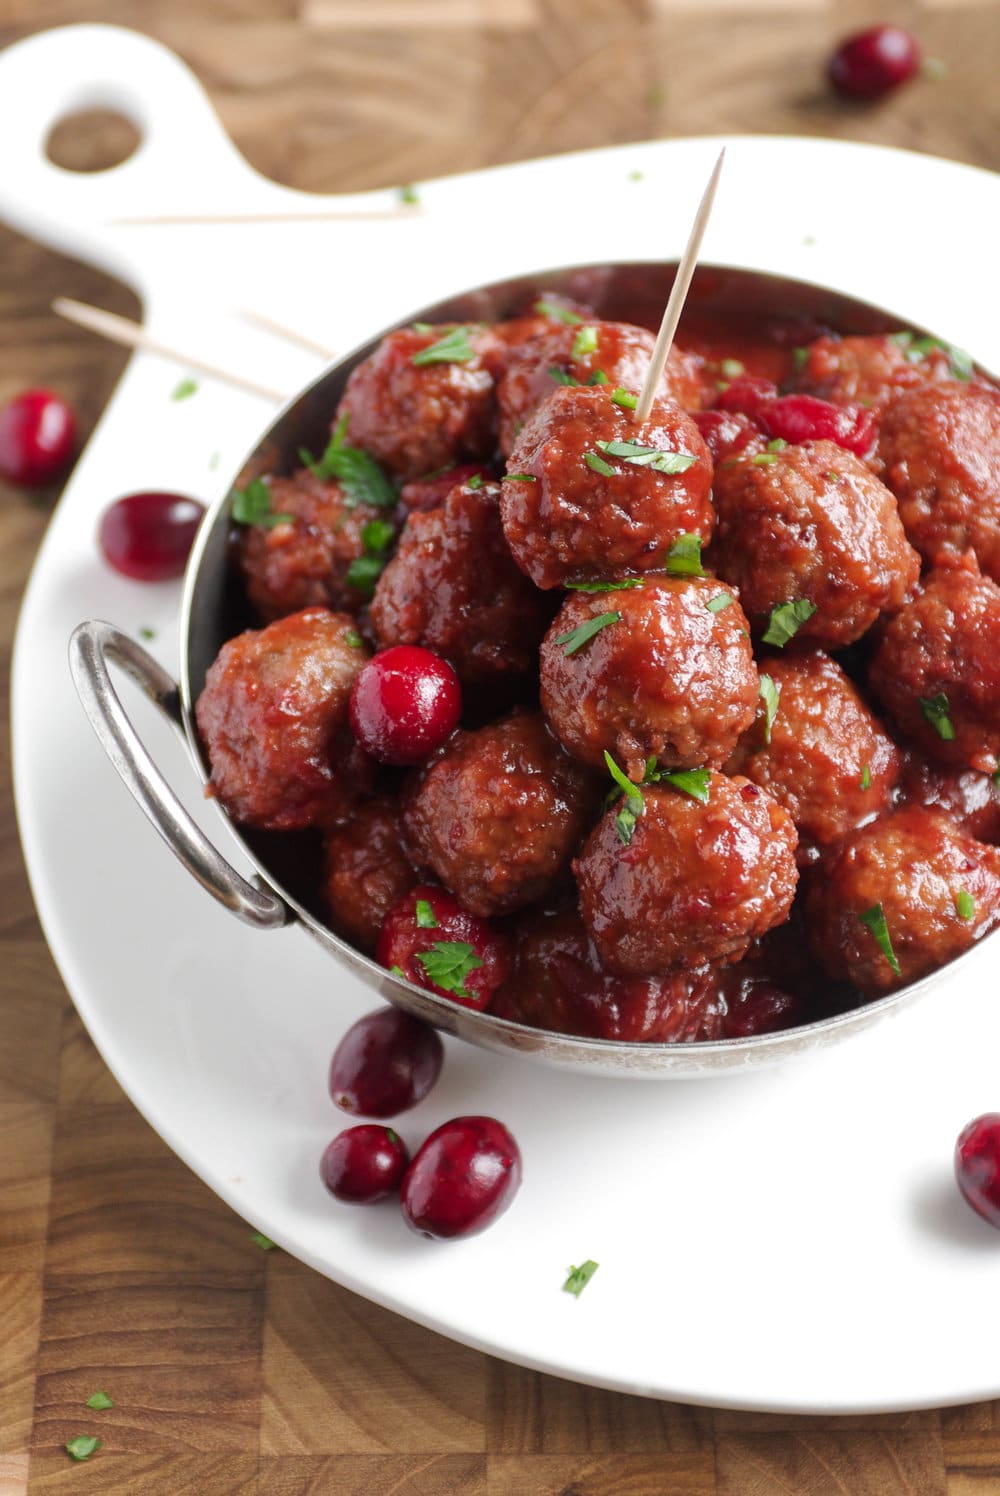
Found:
[360,518,395,553]
[399,183,420,205]
[791,346,809,371]
[720,359,744,379]
[752,451,780,466]
[65,1437,101,1462]
[86,1392,114,1411]
[656,766,711,803]
[922,56,948,81]
[412,326,476,365]
[534,299,583,325]
[587,370,609,385]
[138,626,156,641]
[766,438,788,452]
[994,769,1000,794]
[415,898,438,929]
[920,692,956,741]
[344,630,363,648]
[595,439,697,474]
[604,751,643,846]
[345,554,386,596]
[390,965,407,979]
[956,890,975,921]
[549,367,579,386]
[251,1231,277,1250]
[467,474,484,489]
[758,675,780,745]
[890,330,972,382]
[555,611,621,655]
[858,903,901,977]
[566,578,644,593]
[706,592,734,614]
[584,451,616,476]
[628,169,644,181]
[563,1260,599,1297]
[302,416,397,508]
[506,473,536,483]
[761,598,817,648]
[231,478,293,529]
[572,325,599,358]
[664,533,705,577]
[416,941,483,999]
[860,763,872,791]
[171,376,198,401]
[610,387,638,410]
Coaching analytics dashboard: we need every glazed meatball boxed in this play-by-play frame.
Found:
[540,575,758,778]
[237,469,394,623]
[195,608,370,831]
[711,440,920,647]
[322,799,417,953]
[899,754,1000,845]
[497,319,705,453]
[725,649,901,849]
[807,806,1000,996]
[574,775,799,975]
[868,565,1000,774]
[370,479,550,683]
[336,325,496,482]
[878,383,1000,579]
[792,333,954,409]
[500,386,713,590]
[403,711,594,917]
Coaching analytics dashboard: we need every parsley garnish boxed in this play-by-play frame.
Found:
[766,437,788,452]
[399,183,420,205]
[556,611,621,655]
[993,769,1000,794]
[86,1391,113,1411]
[138,626,156,641]
[628,169,644,181]
[920,692,956,741]
[303,416,397,508]
[66,1437,101,1462]
[657,766,711,803]
[664,533,704,577]
[563,1260,599,1297]
[595,439,697,474]
[584,452,616,476]
[415,899,438,929]
[534,299,583,325]
[753,452,780,466]
[412,326,475,366]
[572,325,599,358]
[251,1231,277,1251]
[171,376,198,401]
[588,370,609,385]
[956,890,975,921]
[720,359,744,379]
[467,474,484,489]
[858,903,901,977]
[890,330,972,382]
[706,592,734,614]
[506,473,536,483]
[860,763,872,791]
[604,751,643,846]
[610,387,638,409]
[345,555,386,596]
[758,675,780,744]
[231,478,293,529]
[549,367,579,386]
[791,346,809,371]
[761,598,817,647]
[344,630,363,648]
[416,941,483,999]
[361,518,395,553]
[390,965,407,979]
[566,578,644,593]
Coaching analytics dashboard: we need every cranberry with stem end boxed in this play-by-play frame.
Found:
[955,1113,1000,1227]
[828,26,922,100]
[320,1124,410,1203]
[329,1006,443,1118]
[401,1116,522,1240]
[377,884,511,1011]
[98,492,206,582]
[349,645,461,765]
[0,388,76,489]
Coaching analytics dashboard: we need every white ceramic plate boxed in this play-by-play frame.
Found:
[8,23,1000,1413]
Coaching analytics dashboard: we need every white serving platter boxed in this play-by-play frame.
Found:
[6,22,1000,1412]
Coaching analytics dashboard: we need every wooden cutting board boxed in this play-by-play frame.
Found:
[2,1,1000,1492]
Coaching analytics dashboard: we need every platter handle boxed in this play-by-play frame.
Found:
[69,619,291,931]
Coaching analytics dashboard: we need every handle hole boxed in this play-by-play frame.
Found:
[46,109,142,173]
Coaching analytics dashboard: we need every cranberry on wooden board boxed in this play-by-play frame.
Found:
[377,885,511,1011]
[828,26,922,99]
[329,1006,443,1118]
[401,1116,522,1240]
[0,388,76,489]
[320,1124,410,1203]
[98,491,206,581]
[349,645,461,764]
[955,1114,1000,1228]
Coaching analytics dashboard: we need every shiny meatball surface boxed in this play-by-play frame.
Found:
[574,775,799,975]
[540,576,758,778]
[807,806,1000,995]
[404,711,594,917]
[370,479,550,683]
[711,439,920,647]
[322,798,417,953]
[195,608,370,831]
[501,386,713,590]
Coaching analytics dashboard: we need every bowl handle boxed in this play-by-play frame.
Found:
[69,619,291,931]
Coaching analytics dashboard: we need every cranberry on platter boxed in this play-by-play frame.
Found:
[757,394,878,457]
[955,1114,1000,1228]
[828,26,922,100]
[329,1006,443,1118]
[401,1116,522,1240]
[377,885,511,1011]
[349,645,461,764]
[98,491,206,581]
[320,1124,410,1203]
[0,388,76,489]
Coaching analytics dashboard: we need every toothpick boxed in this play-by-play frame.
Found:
[236,308,335,359]
[109,206,421,227]
[52,299,287,403]
[633,149,726,425]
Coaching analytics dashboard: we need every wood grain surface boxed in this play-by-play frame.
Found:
[1,0,999,1492]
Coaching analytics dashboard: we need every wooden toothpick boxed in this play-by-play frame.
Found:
[52,299,287,403]
[633,148,726,425]
[236,308,335,359]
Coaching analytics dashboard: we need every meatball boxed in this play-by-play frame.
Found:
[792,333,953,409]
[195,608,370,831]
[500,386,713,590]
[322,798,417,953]
[807,806,1000,996]
[878,383,1000,579]
[237,468,394,623]
[868,565,1000,774]
[574,775,799,975]
[497,319,705,453]
[540,575,758,778]
[711,439,920,647]
[899,754,1000,845]
[336,325,496,482]
[370,479,550,683]
[725,649,901,849]
[403,711,594,917]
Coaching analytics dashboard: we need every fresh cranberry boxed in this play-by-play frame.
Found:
[98,491,206,581]
[757,394,877,457]
[401,1116,522,1239]
[955,1113,1000,1228]
[692,409,763,463]
[400,465,492,512]
[714,376,779,420]
[320,1124,410,1203]
[0,388,76,489]
[377,885,511,1011]
[349,645,461,765]
[329,1006,443,1118]
[828,26,922,99]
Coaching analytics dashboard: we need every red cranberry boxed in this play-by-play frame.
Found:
[98,491,206,582]
[828,26,921,99]
[349,645,461,765]
[756,394,878,457]
[377,885,511,1011]
[720,977,803,1039]
[401,1116,522,1240]
[715,376,778,421]
[692,409,763,463]
[0,388,76,489]
[329,1006,443,1118]
[955,1113,1000,1228]
[400,465,492,512]
[320,1124,410,1203]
